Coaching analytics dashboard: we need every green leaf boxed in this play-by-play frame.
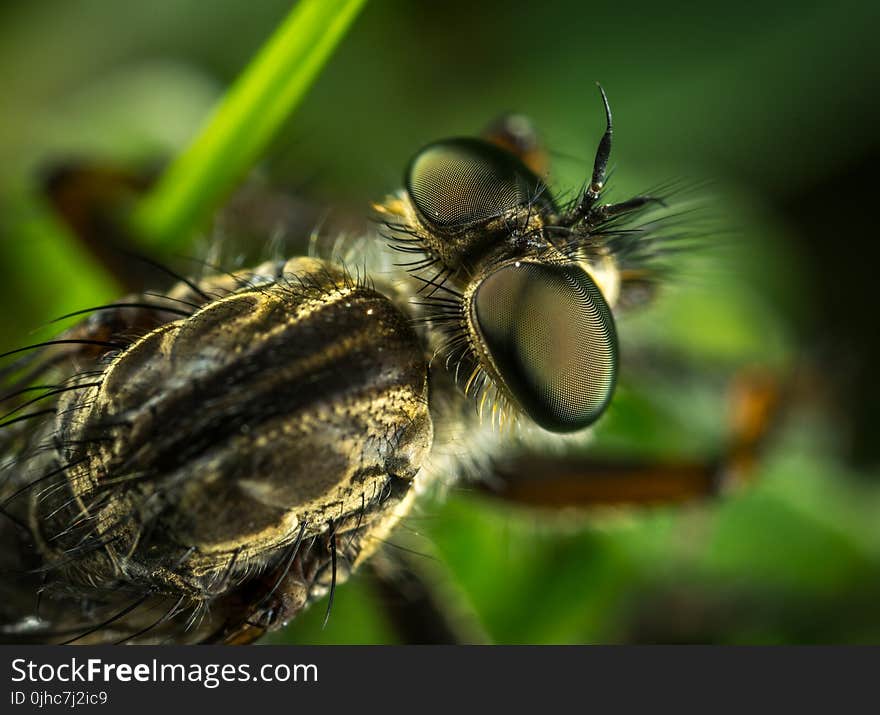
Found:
[132,0,367,250]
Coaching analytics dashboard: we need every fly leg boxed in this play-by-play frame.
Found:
[478,368,784,510]
[482,113,549,177]
[366,550,489,645]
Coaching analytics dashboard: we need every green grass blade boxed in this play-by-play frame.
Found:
[132,0,367,250]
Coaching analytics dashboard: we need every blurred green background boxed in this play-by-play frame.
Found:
[1,0,878,643]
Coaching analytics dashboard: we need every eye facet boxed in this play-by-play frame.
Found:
[405,138,551,232]
[472,262,617,432]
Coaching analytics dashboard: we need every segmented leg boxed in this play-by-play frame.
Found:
[478,369,783,510]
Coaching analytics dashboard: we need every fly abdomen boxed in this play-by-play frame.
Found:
[33,260,433,633]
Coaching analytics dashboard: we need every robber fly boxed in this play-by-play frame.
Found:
[0,87,738,644]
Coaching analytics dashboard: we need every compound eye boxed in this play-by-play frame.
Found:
[473,262,617,432]
[405,138,550,232]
